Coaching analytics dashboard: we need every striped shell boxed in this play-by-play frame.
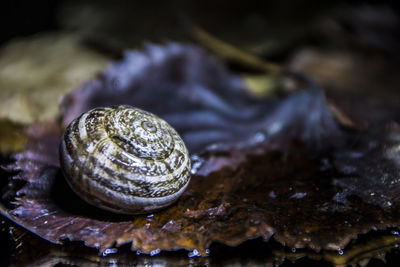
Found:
[59,105,191,214]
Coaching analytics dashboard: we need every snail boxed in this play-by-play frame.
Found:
[59,105,191,215]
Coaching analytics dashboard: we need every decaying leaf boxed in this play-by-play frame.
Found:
[9,219,400,266]
[1,43,400,259]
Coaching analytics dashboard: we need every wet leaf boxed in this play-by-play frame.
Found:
[9,219,400,267]
[1,43,400,258]
[61,43,339,154]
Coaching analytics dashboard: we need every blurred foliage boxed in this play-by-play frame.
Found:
[0,120,25,155]
[0,33,108,125]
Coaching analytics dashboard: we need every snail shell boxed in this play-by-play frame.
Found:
[59,105,191,214]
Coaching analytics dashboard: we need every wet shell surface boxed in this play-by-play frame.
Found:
[59,105,191,214]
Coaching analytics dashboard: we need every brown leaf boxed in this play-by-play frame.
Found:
[1,43,400,257]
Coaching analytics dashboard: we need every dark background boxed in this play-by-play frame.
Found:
[1,1,400,266]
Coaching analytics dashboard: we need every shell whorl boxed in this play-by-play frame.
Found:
[60,105,191,214]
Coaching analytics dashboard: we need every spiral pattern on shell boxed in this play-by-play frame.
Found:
[59,105,191,214]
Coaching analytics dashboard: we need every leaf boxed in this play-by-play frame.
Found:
[1,43,400,257]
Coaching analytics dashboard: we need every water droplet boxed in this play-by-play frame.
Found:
[190,155,204,174]
[337,249,344,255]
[370,192,375,196]
[386,201,393,207]
[251,132,266,143]
[102,248,118,257]
[291,248,296,253]
[267,122,283,135]
[150,248,161,256]
[391,230,399,236]
[344,220,352,227]
[109,259,117,267]
[188,249,201,257]
[290,192,307,199]
[269,191,277,198]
